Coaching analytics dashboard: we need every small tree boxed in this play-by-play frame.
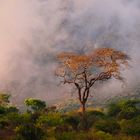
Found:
[56,48,130,114]
[0,93,11,106]
[24,98,46,112]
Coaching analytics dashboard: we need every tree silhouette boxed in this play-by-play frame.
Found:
[56,48,130,114]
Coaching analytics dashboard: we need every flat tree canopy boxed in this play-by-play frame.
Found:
[56,48,130,113]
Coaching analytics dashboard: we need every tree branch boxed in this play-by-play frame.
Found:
[89,71,112,87]
[74,82,82,103]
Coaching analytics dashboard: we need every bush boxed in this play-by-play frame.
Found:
[55,132,75,140]
[63,114,80,130]
[6,113,22,125]
[6,112,33,126]
[75,132,93,140]
[15,123,45,140]
[0,118,9,129]
[107,103,121,117]
[55,124,73,134]
[7,106,19,113]
[0,106,7,114]
[93,131,113,140]
[55,131,114,140]
[94,119,120,134]
[120,116,140,136]
[107,99,140,120]
[117,107,139,120]
[118,100,140,119]
[86,110,106,129]
[0,106,19,116]
[20,113,32,124]
[37,113,64,127]
[87,110,105,117]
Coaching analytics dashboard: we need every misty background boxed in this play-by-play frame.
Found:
[0,0,140,105]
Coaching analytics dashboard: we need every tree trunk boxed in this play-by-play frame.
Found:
[81,102,86,115]
[80,102,89,130]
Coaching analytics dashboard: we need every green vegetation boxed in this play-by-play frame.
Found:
[24,98,46,112]
[0,93,140,140]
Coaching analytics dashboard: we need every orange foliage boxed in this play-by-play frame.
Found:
[56,48,129,80]
[56,47,130,113]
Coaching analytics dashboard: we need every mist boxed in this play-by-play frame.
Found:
[0,0,140,104]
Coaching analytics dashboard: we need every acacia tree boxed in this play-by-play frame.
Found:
[25,98,46,112]
[56,48,130,114]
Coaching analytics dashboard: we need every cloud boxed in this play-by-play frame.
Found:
[0,0,140,104]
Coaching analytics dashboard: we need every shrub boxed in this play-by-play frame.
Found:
[107,103,121,117]
[75,132,93,140]
[117,107,139,120]
[0,106,7,114]
[63,114,80,130]
[0,118,9,129]
[107,99,140,120]
[20,113,32,124]
[7,106,19,113]
[93,131,113,140]
[55,131,114,140]
[86,110,106,129]
[94,119,120,134]
[87,110,105,117]
[55,124,73,134]
[6,113,22,125]
[55,132,75,140]
[120,116,140,136]
[37,113,64,127]
[15,123,45,140]
[118,100,140,119]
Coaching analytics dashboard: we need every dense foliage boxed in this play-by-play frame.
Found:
[0,94,140,140]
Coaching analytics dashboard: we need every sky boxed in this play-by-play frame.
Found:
[0,0,140,104]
